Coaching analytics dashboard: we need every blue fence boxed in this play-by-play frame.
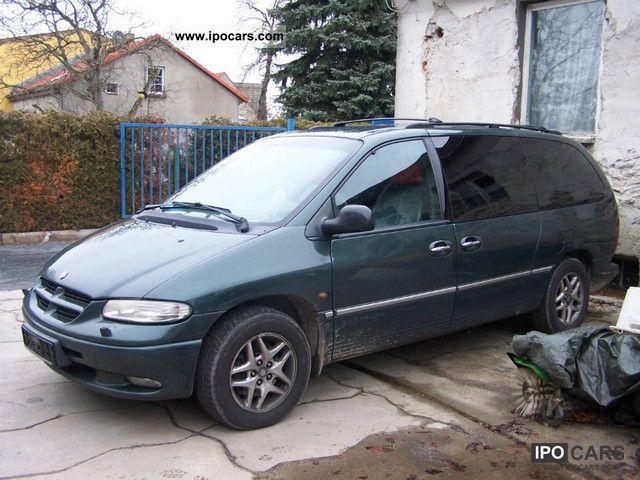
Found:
[120,121,294,218]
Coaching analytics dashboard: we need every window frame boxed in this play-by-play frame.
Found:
[105,82,119,95]
[520,0,604,139]
[330,137,448,237]
[146,65,166,95]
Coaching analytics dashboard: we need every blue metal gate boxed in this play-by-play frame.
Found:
[119,120,294,218]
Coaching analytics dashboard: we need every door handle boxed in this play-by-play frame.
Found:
[460,235,482,252]
[429,240,452,257]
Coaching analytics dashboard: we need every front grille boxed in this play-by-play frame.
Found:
[36,294,50,310]
[33,277,92,322]
[41,277,58,294]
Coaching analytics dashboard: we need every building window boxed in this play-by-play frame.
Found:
[522,0,605,135]
[105,82,119,95]
[146,66,165,94]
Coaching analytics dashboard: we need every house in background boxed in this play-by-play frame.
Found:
[0,31,88,112]
[5,35,248,123]
[237,82,262,121]
[215,72,262,121]
[395,0,639,281]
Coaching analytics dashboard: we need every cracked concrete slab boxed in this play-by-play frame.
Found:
[300,371,360,404]
[325,364,471,434]
[203,379,424,472]
[27,436,252,480]
[0,341,142,432]
[0,404,189,478]
[159,398,218,433]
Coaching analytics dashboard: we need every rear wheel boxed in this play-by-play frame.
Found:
[531,258,589,333]
[196,306,311,430]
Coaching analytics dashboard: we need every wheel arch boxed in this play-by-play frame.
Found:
[565,249,593,273]
[209,294,328,377]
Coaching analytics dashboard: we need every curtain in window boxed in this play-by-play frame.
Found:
[528,0,604,134]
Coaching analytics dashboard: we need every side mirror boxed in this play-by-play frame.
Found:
[321,205,374,235]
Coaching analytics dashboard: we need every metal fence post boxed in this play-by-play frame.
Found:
[287,118,295,131]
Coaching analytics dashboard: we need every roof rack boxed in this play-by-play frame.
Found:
[328,117,561,135]
[331,117,443,127]
[414,122,562,135]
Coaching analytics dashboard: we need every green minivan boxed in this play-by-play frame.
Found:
[22,119,619,429]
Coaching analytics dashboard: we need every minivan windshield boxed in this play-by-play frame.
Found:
[166,136,361,223]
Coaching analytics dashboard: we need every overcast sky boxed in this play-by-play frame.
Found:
[113,0,271,84]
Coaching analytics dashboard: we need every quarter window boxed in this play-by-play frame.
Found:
[335,140,441,229]
[522,0,604,134]
[436,136,537,222]
[519,138,605,208]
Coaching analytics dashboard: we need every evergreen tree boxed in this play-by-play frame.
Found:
[271,0,396,121]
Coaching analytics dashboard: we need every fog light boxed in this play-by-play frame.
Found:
[127,376,162,388]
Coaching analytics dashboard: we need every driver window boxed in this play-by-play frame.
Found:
[334,140,441,228]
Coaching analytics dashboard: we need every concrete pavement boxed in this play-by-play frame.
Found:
[1,290,637,480]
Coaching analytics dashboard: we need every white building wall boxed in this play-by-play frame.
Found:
[395,0,640,260]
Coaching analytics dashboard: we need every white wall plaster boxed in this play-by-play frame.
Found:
[394,1,434,117]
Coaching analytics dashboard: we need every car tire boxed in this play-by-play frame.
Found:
[195,306,311,430]
[531,258,590,333]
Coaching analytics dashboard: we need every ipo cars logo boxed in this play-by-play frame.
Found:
[531,443,625,464]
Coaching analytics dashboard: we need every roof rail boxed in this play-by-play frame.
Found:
[331,117,443,127]
[328,118,561,135]
[406,121,562,135]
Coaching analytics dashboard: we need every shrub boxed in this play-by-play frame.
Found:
[0,111,160,233]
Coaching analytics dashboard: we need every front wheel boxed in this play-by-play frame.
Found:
[196,306,311,430]
[531,258,589,333]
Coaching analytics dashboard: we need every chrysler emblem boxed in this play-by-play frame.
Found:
[59,271,68,280]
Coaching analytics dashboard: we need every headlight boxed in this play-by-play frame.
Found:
[102,300,191,323]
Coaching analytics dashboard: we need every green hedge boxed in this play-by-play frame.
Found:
[0,111,332,233]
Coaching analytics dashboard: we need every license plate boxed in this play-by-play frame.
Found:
[22,327,57,365]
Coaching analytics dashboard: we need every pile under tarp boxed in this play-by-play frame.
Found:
[512,324,640,407]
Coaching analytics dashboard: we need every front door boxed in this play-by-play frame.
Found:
[330,139,456,361]
[433,134,542,331]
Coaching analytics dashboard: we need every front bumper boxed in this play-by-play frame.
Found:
[21,287,223,400]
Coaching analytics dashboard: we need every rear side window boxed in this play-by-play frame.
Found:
[335,140,442,229]
[435,135,537,222]
[519,138,605,208]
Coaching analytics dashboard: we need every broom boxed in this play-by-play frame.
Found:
[508,353,565,425]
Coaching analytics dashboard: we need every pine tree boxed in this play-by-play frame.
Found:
[271,0,396,121]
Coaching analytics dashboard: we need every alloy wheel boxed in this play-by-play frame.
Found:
[229,333,296,412]
[555,273,584,325]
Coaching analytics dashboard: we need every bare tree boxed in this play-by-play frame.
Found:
[0,0,140,111]
[239,0,284,120]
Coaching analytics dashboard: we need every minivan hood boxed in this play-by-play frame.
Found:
[41,218,256,299]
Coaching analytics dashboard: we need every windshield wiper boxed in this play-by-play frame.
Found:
[162,201,250,233]
[136,204,161,213]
